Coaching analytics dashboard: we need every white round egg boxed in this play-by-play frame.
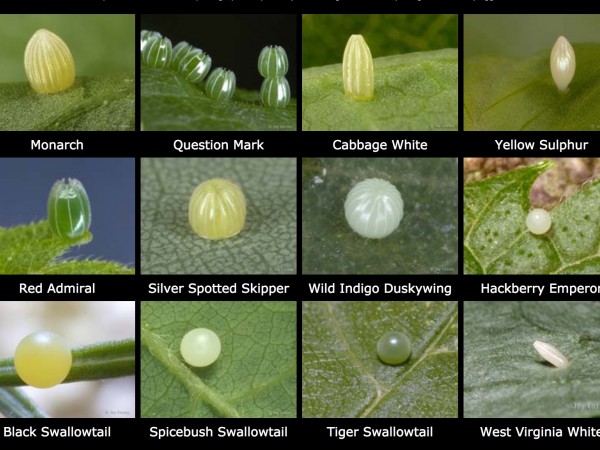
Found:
[526,208,551,235]
[344,178,403,239]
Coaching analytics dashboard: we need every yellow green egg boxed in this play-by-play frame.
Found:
[188,178,246,240]
[24,29,75,94]
[14,331,72,388]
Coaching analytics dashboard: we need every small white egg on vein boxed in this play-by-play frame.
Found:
[533,340,569,368]
[550,36,575,91]
[526,208,551,235]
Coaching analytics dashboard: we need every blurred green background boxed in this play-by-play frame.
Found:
[302,14,458,69]
[0,14,134,82]
[465,14,600,58]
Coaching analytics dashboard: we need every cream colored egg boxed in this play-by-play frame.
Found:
[344,178,403,239]
[550,36,575,91]
[526,209,551,235]
[24,29,75,94]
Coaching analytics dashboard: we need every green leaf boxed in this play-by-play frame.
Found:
[0,75,135,131]
[141,67,296,131]
[0,221,133,274]
[465,44,600,130]
[302,301,458,418]
[465,301,600,418]
[302,158,458,274]
[0,388,48,418]
[302,49,458,131]
[141,301,296,418]
[0,339,135,387]
[465,161,600,274]
[141,158,296,274]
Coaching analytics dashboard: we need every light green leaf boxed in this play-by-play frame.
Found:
[465,44,600,130]
[0,221,133,274]
[465,301,600,418]
[302,49,458,131]
[141,67,296,131]
[141,158,296,275]
[0,75,135,131]
[302,158,458,274]
[141,301,296,418]
[465,161,600,274]
[302,301,458,418]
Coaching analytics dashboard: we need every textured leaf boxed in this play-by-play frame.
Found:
[465,161,600,274]
[141,158,296,275]
[0,75,134,131]
[302,14,459,69]
[302,158,458,274]
[302,49,457,131]
[302,301,458,418]
[141,67,296,131]
[141,301,296,418]
[0,388,47,418]
[0,221,132,274]
[465,44,600,130]
[465,301,600,418]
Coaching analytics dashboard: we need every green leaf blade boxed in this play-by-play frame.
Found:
[141,301,297,418]
[465,44,600,131]
[302,301,458,418]
[0,75,134,131]
[141,67,296,131]
[302,49,458,131]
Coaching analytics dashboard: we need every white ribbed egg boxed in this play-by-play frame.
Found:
[550,36,575,91]
[344,178,403,239]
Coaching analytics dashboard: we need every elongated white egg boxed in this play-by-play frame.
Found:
[344,178,403,239]
[550,36,575,91]
[533,340,569,368]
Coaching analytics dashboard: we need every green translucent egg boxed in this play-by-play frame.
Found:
[47,178,91,239]
[377,332,411,365]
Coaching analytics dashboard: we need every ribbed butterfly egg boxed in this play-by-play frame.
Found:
[526,208,551,235]
[550,36,575,91]
[260,77,290,108]
[24,29,75,94]
[377,332,411,365]
[188,178,246,240]
[47,178,91,239]
[171,41,212,83]
[140,30,162,52]
[14,331,72,388]
[180,328,221,367]
[258,45,289,78]
[205,67,236,100]
[141,34,173,68]
[344,178,403,239]
[343,34,374,101]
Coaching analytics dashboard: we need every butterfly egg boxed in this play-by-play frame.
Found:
[260,76,290,108]
[24,29,75,94]
[140,30,162,52]
[178,48,212,83]
[14,331,72,388]
[533,340,569,368]
[141,35,173,68]
[47,178,92,239]
[205,67,236,100]
[377,332,411,365]
[180,328,221,368]
[526,208,551,235]
[170,41,193,68]
[258,45,289,78]
[551,36,575,91]
[188,178,246,240]
[344,178,403,239]
[343,34,374,101]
